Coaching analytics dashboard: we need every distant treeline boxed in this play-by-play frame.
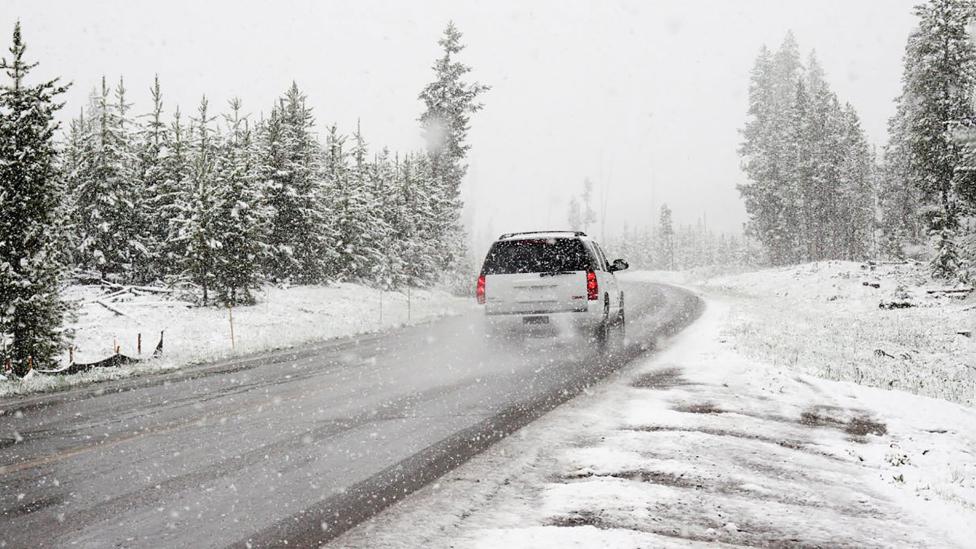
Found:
[740,0,976,281]
[63,24,487,305]
[603,204,760,272]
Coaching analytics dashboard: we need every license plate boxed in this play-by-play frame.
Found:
[523,316,549,325]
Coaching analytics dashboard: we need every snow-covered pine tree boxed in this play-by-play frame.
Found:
[741,34,877,265]
[61,107,88,270]
[837,104,877,260]
[156,107,190,279]
[133,75,170,282]
[0,22,71,373]
[262,84,332,284]
[72,76,143,281]
[323,123,368,281]
[342,122,385,281]
[896,0,976,276]
[367,147,399,288]
[880,101,925,258]
[418,21,489,275]
[400,152,441,286]
[738,43,796,265]
[657,204,675,271]
[177,96,219,304]
[211,98,267,304]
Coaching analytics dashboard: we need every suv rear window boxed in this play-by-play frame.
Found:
[481,238,593,275]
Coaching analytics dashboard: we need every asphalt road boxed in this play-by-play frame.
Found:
[0,280,701,548]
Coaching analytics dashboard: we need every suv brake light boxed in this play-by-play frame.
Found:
[586,271,598,300]
[476,274,486,304]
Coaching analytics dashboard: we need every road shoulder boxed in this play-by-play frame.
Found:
[334,296,976,548]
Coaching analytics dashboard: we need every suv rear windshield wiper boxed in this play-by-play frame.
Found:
[539,271,576,277]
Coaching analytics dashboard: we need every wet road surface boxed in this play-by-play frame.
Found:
[0,280,701,548]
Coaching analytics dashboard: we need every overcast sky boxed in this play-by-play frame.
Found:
[3,0,919,252]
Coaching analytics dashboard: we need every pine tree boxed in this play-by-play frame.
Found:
[0,22,71,373]
[657,204,675,270]
[262,83,332,283]
[178,96,219,304]
[342,121,385,281]
[72,76,143,281]
[837,105,876,260]
[897,0,976,275]
[418,21,489,273]
[211,98,267,304]
[134,75,169,282]
[367,147,398,288]
[157,107,190,279]
[740,34,878,265]
[323,123,365,281]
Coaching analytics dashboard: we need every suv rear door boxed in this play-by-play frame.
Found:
[481,238,592,315]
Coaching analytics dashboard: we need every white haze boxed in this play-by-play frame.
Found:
[2,0,917,256]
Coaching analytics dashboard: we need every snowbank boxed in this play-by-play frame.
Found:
[0,283,472,399]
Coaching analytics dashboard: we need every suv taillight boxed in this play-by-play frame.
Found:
[476,274,486,304]
[586,271,598,300]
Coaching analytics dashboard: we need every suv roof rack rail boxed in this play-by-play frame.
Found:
[498,230,587,239]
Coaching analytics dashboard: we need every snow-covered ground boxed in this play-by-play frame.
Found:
[0,283,471,398]
[700,261,975,407]
[335,267,976,548]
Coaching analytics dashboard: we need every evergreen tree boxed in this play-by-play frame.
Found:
[657,204,675,270]
[323,123,365,280]
[134,75,169,282]
[261,83,332,283]
[178,96,219,304]
[740,33,878,265]
[880,100,925,257]
[342,121,386,280]
[157,107,190,278]
[72,76,143,280]
[418,21,489,272]
[367,147,399,287]
[0,22,71,373]
[897,0,976,275]
[211,98,267,304]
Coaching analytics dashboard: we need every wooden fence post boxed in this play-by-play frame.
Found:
[227,303,236,350]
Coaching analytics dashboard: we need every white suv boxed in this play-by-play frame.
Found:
[476,231,628,344]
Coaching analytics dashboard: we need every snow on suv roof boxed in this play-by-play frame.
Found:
[497,231,588,241]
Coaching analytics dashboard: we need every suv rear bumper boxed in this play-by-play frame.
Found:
[484,308,603,338]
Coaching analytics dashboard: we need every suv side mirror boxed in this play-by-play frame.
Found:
[610,259,629,272]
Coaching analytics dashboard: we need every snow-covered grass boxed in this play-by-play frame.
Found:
[335,298,976,548]
[686,261,975,407]
[0,283,472,399]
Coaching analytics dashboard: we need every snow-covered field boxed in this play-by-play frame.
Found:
[0,283,471,398]
[698,261,975,407]
[336,296,976,548]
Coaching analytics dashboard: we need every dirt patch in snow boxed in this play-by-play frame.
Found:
[673,401,724,414]
[630,367,696,390]
[799,406,887,438]
[626,425,829,457]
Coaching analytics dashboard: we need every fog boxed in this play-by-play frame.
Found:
[2,0,917,253]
